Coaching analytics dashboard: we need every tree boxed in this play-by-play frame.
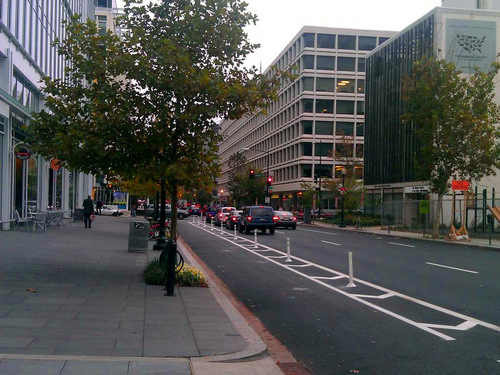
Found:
[29,0,287,246]
[402,57,500,238]
[226,153,266,206]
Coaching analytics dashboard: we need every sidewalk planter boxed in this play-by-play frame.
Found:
[144,259,207,287]
[128,220,150,253]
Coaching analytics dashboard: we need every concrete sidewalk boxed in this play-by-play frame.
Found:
[309,220,500,249]
[0,216,283,375]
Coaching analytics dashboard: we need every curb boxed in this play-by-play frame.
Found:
[304,222,500,251]
[177,239,269,363]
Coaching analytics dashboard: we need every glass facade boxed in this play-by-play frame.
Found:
[364,15,434,186]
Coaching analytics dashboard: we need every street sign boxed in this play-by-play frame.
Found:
[404,186,429,194]
[419,200,429,214]
[265,197,270,203]
[452,180,470,191]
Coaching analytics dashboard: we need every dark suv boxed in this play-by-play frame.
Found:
[238,206,277,235]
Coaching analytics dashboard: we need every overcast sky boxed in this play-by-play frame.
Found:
[116,0,443,69]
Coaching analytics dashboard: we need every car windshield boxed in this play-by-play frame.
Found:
[276,211,293,216]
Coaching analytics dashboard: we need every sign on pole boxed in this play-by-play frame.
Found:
[264,197,270,204]
[419,200,429,215]
[451,180,470,191]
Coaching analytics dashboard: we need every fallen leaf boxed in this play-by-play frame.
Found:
[26,288,38,293]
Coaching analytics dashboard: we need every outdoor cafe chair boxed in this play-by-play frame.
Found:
[12,210,31,231]
[32,212,47,232]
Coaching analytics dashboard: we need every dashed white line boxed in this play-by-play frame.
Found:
[275,230,286,234]
[321,240,341,246]
[389,242,415,248]
[297,228,338,236]
[426,262,479,274]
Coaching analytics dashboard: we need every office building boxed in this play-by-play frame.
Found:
[218,26,396,210]
[364,0,500,206]
[0,1,96,229]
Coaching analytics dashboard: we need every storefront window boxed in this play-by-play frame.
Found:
[27,157,38,213]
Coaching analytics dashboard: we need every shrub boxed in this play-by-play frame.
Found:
[143,258,208,287]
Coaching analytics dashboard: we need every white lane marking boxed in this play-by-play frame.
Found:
[426,262,479,274]
[424,321,478,331]
[297,228,338,236]
[353,293,394,299]
[287,264,313,268]
[275,230,286,234]
[312,276,345,280]
[321,240,341,246]
[389,242,415,248]
[188,222,500,340]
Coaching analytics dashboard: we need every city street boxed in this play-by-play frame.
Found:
[179,219,500,375]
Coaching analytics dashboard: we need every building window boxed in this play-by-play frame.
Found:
[379,37,390,45]
[335,143,354,158]
[337,57,356,71]
[336,122,354,136]
[356,101,365,115]
[316,100,333,114]
[336,101,355,115]
[11,72,38,111]
[302,99,314,113]
[356,144,364,158]
[315,121,333,135]
[97,0,112,7]
[302,77,314,92]
[302,121,313,134]
[302,143,312,156]
[302,164,312,177]
[358,58,365,72]
[97,15,107,35]
[358,36,377,51]
[316,78,335,92]
[336,78,355,93]
[317,34,335,49]
[317,56,335,70]
[356,122,364,136]
[315,142,332,156]
[338,35,356,50]
[357,79,365,93]
[302,55,315,70]
[303,33,315,48]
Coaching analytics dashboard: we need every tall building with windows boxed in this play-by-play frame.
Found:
[364,0,500,206]
[217,26,395,210]
[0,1,96,229]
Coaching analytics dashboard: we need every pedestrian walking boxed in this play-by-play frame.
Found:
[95,200,103,215]
[83,195,94,228]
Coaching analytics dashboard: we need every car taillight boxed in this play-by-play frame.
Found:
[247,216,252,222]
[218,213,223,218]
[273,216,279,222]
[232,217,238,222]
[292,217,297,221]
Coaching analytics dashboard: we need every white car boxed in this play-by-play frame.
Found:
[99,205,124,216]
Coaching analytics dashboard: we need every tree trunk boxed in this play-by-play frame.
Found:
[432,193,443,239]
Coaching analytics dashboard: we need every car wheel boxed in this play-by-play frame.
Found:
[178,213,185,220]
[244,224,251,234]
[238,223,243,233]
[112,212,117,216]
[292,225,296,230]
[269,227,275,235]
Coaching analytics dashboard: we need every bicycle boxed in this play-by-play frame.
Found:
[148,219,179,240]
[159,247,184,273]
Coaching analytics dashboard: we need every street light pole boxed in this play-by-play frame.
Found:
[220,189,224,206]
[241,146,271,206]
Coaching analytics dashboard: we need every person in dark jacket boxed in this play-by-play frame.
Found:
[83,195,94,228]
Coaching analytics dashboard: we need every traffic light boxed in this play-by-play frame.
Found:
[297,191,303,198]
[249,169,255,179]
[266,176,273,186]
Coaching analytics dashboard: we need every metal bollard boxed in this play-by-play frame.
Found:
[285,237,292,262]
[211,220,214,231]
[234,225,237,240]
[346,251,356,287]
[220,222,224,234]
[254,230,258,248]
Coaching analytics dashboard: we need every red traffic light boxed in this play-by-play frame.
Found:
[266,176,273,185]
[249,169,255,179]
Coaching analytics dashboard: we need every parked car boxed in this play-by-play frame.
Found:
[189,207,201,216]
[143,205,188,220]
[205,207,218,223]
[100,205,124,216]
[274,210,297,229]
[225,209,242,230]
[214,206,236,226]
[238,206,277,235]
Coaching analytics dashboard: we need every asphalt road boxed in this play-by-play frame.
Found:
[179,219,500,375]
